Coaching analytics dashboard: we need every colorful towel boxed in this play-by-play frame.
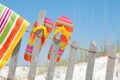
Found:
[24,17,53,62]
[48,16,73,62]
[0,4,29,69]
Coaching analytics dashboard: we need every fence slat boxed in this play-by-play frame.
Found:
[7,40,22,80]
[65,41,78,80]
[28,10,46,80]
[46,44,59,80]
[105,45,116,80]
[85,42,97,80]
[46,32,61,80]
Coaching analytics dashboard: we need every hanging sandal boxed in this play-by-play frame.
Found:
[24,17,53,62]
[48,16,73,62]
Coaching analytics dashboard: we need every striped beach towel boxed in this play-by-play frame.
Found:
[48,16,73,62]
[24,17,53,62]
[0,4,29,69]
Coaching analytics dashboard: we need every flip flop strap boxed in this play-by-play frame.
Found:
[33,26,48,48]
[53,25,70,49]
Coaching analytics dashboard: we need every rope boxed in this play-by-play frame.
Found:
[25,30,89,51]
[25,30,120,60]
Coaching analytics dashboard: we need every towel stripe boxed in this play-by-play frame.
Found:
[0,12,17,45]
[0,9,12,33]
[0,4,29,69]
[0,20,29,69]
[0,8,10,28]
[0,16,24,59]
[0,7,8,25]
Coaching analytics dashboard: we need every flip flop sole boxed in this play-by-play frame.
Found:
[24,17,53,62]
[48,16,73,62]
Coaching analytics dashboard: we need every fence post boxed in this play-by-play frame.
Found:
[65,41,78,80]
[28,10,46,80]
[85,42,97,80]
[105,45,116,80]
[7,40,22,80]
[46,31,61,80]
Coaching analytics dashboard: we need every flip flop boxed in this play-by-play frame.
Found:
[48,16,73,62]
[24,17,53,62]
[0,4,29,69]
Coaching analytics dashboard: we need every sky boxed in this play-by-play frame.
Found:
[0,0,120,65]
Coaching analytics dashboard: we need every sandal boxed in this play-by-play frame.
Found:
[24,17,53,62]
[48,16,73,62]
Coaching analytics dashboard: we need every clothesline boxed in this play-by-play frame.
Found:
[25,30,89,51]
[25,30,120,60]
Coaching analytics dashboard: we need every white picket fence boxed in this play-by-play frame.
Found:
[6,10,117,80]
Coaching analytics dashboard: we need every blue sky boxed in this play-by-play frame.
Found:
[1,0,120,65]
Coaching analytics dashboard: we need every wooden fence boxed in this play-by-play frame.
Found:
[5,10,117,80]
